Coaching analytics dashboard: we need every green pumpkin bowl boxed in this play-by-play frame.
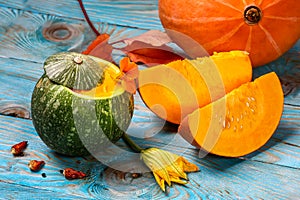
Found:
[31,52,134,156]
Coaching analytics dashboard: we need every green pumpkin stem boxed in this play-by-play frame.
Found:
[122,133,144,153]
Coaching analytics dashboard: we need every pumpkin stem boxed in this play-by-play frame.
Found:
[244,5,262,25]
[73,56,83,64]
[122,133,144,153]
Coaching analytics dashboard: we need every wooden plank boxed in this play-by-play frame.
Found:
[1,59,299,196]
[132,95,300,169]
[0,57,42,118]
[253,40,300,107]
[0,6,93,63]
[0,2,299,198]
[0,115,102,199]
[241,40,300,168]
[241,105,300,168]
[0,181,85,199]
[0,6,146,63]
[0,38,300,114]
[0,0,162,30]
[0,115,299,199]
[1,54,300,170]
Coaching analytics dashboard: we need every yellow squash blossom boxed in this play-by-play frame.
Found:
[140,147,199,192]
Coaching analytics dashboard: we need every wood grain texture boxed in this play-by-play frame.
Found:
[0,0,300,199]
[0,115,299,199]
[0,6,90,62]
[0,181,85,199]
[243,105,300,168]
[0,7,146,64]
[0,0,162,30]
[253,40,300,107]
[1,53,300,170]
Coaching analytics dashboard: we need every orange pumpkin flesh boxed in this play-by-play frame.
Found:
[138,51,252,124]
[76,66,123,98]
[178,72,283,157]
[159,0,300,67]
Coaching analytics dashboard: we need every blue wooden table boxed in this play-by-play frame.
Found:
[0,1,299,199]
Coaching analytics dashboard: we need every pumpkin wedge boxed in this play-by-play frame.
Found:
[178,72,284,157]
[138,51,252,124]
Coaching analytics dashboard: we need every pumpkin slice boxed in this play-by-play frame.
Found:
[178,72,284,157]
[138,51,252,124]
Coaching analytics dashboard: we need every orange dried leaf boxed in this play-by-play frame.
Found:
[119,57,138,94]
[119,57,138,74]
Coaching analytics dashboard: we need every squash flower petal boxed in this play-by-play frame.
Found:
[140,148,199,192]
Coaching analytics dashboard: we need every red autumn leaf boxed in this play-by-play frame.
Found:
[114,30,183,66]
[79,0,187,67]
[119,41,183,66]
[82,29,184,66]
[126,49,183,66]
[82,33,113,62]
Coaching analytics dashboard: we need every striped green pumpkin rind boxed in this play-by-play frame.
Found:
[31,76,133,156]
[31,75,134,156]
[44,52,105,90]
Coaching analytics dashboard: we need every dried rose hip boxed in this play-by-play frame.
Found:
[11,141,28,156]
[63,168,86,180]
[28,160,45,172]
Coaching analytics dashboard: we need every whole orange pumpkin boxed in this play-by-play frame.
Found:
[159,0,300,67]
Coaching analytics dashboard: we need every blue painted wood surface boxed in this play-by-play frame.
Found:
[0,1,299,199]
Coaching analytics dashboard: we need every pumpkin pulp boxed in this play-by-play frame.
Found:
[138,51,252,124]
[178,72,284,157]
[74,64,124,99]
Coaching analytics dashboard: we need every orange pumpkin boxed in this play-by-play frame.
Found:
[159,0,300,67]
[178,72,284,157]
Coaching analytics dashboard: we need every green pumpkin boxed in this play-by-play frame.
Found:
[31,52,134,156]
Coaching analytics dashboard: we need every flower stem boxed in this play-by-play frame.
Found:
[122,133,144,153]
[77,0,101,36]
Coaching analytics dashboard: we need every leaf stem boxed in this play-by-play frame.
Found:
[77,0,101,36]
[122,133,144,153]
